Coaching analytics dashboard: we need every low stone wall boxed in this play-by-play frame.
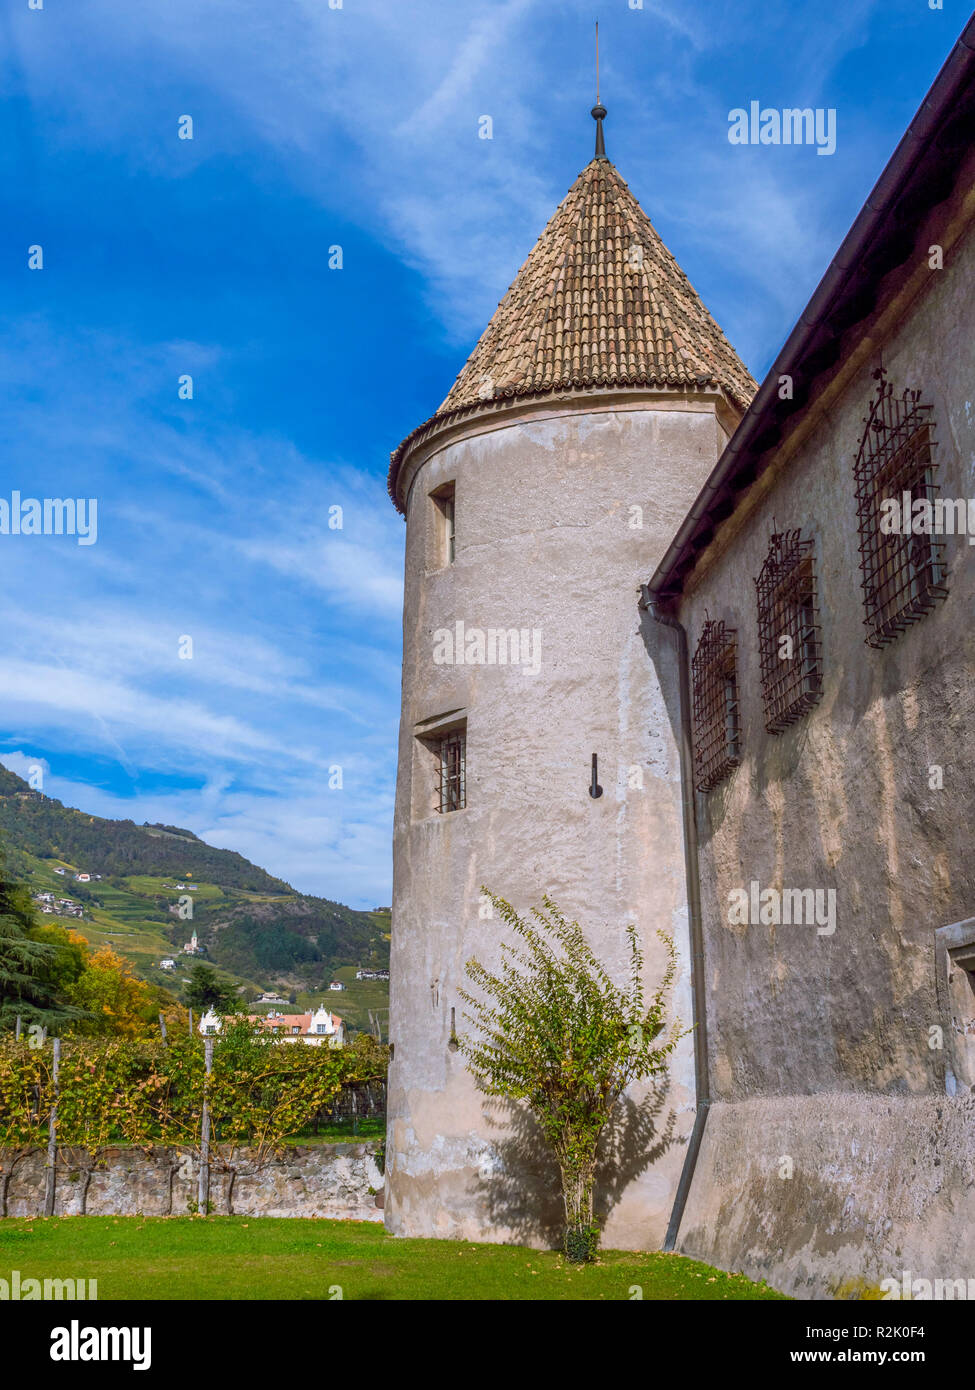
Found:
[0,1144,384,1221]
[678,1092,975,1299]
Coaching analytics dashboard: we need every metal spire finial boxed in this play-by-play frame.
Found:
[591,21,607,160]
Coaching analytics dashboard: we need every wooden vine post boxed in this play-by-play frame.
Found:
[44,1038,60,1217]
[198,1034,214,1213]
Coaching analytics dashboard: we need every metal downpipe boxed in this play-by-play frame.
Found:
[641,585,711,1253]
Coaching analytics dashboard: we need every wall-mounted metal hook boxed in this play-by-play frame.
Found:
[589,753,603,799]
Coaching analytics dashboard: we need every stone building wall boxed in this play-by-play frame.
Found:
[673,181,975,1295]
[0,1144,384,1221]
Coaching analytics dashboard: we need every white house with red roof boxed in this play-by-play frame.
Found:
[198,1003,344,1048]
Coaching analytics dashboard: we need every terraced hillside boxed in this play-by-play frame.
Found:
[0,768,390,1031]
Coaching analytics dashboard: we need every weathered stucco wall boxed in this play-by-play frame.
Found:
[680,1092,975,1300]
[387,392,736,1249]
[0,1145,384,1221]
[674,197,975,1289]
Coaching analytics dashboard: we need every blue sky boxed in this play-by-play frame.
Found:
[0,0,963,907]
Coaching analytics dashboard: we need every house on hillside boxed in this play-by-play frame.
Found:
[197,1004,345,1048]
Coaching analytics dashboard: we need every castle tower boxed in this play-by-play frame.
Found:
[385,105,755,1248]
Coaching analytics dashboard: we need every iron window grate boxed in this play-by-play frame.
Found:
[437,731,466,813]
[854,369,947,648]
[755,529,823,735]
[691,619,741,792]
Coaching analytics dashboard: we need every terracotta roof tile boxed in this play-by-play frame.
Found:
[388,157,757,512]
[245,1011,342,1033]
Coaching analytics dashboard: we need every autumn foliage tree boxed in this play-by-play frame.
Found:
[63,945,159,1038]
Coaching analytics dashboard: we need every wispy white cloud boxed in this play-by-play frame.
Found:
[0,0,942,908]
[0,312,402,904]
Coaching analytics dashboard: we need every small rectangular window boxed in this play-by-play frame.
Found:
[431,483,456,566]
[413,711,467,820]
[438,729,466,813]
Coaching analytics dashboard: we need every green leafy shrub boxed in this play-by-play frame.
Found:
[461,892,686,1262]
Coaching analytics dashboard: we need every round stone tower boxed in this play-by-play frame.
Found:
[384,107,755,1249]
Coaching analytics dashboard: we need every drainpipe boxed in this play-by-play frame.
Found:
[639,584,710,1252]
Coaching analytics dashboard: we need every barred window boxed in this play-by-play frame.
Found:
[438,729,466,813]
[755,529,823,734]
[854,370,947,647]
[691,619,741,792]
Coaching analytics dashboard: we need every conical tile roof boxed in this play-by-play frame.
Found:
[389,156,756,510]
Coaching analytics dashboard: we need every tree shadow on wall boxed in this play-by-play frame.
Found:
[471,1076,679,1248]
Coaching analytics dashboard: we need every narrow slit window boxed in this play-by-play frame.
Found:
[691,619,741,792]
[432,484,456,567]
[754,529,824,734]
[854,369,947,647]
[444,494,455,564]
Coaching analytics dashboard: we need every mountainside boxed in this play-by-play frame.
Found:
[0,767,286,892]
[0,768,390,1031]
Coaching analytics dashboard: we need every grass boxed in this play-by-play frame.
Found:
[0,1216,787,1301]
[288,1116,385,1143]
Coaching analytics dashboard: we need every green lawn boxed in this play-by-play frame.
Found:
[0,1216,786,1300]
[288,1117,385,1143]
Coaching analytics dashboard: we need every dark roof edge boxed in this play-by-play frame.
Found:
[645,16,975,602]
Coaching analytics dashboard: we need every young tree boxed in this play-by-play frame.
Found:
[30,923,88,995]
[184,963,238,1014]
[460,892,686,1262]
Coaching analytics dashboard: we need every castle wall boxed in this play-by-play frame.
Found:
[386,395,730,1249]
[675,208,975,1294]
